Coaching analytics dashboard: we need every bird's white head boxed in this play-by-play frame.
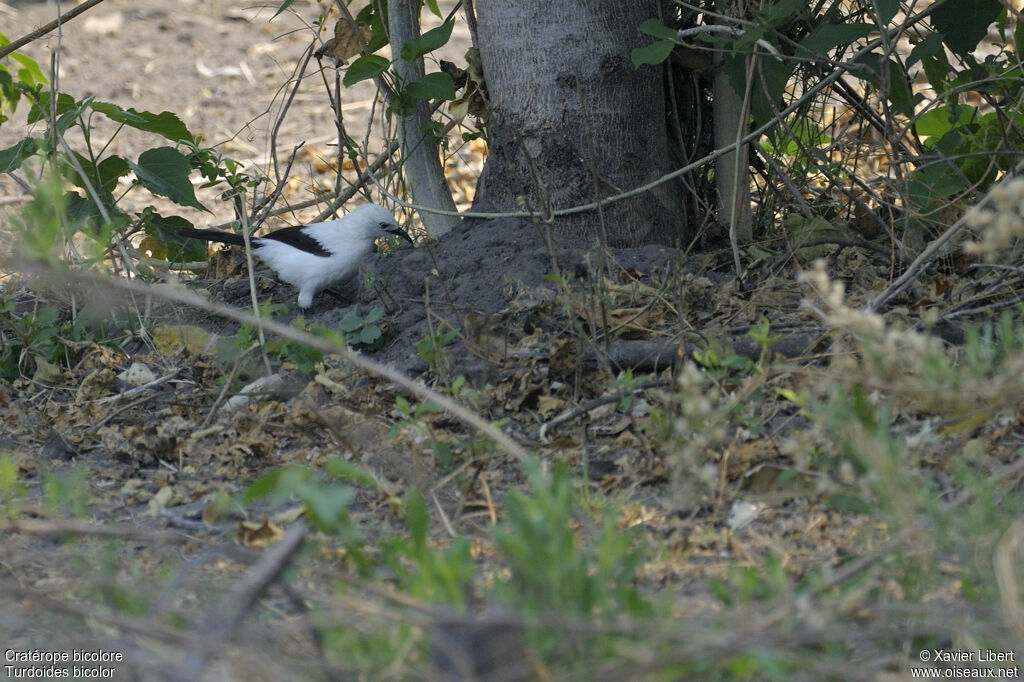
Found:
[348,203,414,244]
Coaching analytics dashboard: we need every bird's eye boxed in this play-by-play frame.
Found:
[379,222,390,229]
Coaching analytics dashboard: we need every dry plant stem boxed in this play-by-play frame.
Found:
[199,141,400,233]
[462,0,479,47]
[941,293,1024,322]
[0,577,191,650]
[751,137,813,220]
[767,236,891,276]
[575,76,616,368]
[234,194,274,376]
[431,489,458,538]
[0,516,197,543]
[78,271,529,461]
[311,138,401,223]
[45,44,139,281]
[424,242,456,305]
[173,522,310,682]
[0,0,108,59]
[252,141,305,228]
[93,369,182,405]
[537,378,671,441]
[201,343,259,429]
[270,42,316,187]
[869,193,988,311]
[730,51,756,276]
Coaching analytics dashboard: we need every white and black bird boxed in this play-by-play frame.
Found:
[178,203,413,308]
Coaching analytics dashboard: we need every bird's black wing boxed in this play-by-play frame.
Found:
[260,225,331,257]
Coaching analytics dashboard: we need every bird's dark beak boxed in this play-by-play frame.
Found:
[389,227,414,244]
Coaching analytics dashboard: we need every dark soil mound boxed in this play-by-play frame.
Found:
[321,216,695,378]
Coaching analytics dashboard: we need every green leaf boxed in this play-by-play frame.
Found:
[358,326,382,345]
[143,211,207,262]
[0,137,39,173]
[855,55,917,116]
[357,4,390,53]
[94,155,131,193]
[637,18,678,42]
[301,484,354,531]
[424,0,441,18]
[915,105,971,139]
[734,24,767,53]
[65,191,128,235]
[324,458,379,487]
[907,32,945,68]
[908,164,968,213]
[127,147,207,212]
[874,0,900,25]
[244,465,309,503]
[930,0,1002,57]
[10,52,48,87]
[631,40,675,67]
[404,71,455,101]
[88,102,193,142]
[886,61,917,116]
[825,493,875,515]
[343,54,390,87]
[64,153,130,194]
[26,92,77,124]
[762,0,803,24]
[1016,11,1024,57]
[405,491,429,551]
[922,56,951,95]
[338,314,365,333]
[244,469,281,502]
[399,21,455,62]
[270,0,294,19]
[800,23,873,56]
[740,54,789,127]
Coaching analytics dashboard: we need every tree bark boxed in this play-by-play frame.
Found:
[389,0,458,237]
[713,0,752,247]
[472,0,684,247]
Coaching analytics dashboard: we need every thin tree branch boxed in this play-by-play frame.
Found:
[0,0,109,60]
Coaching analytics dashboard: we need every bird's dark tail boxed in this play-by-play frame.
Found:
[177,227,247,247]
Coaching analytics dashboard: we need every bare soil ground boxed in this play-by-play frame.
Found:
[0,2,1017,680]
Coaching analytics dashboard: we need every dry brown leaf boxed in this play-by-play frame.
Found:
[314,19,372,65]
[239,517,284,547]
[537,394,566,418]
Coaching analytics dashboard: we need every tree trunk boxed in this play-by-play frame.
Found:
[713,0,752,247]
[389,0,458,237]
[473,0,683,247]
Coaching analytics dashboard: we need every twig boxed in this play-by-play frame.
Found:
[766,236,892,276]
[538,378,671,441]
[173,522,310,682]
[201,342,258,428]
[869,164,1024,311]
[251,141,305,228]
[94,369,182,404]
[0,0,108,60]
[431,489,457,538]
[0,516,197,543]
[0,576,190,646]
[269,42,316,187]
[61,268,531,462]
[234,193,274,376]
